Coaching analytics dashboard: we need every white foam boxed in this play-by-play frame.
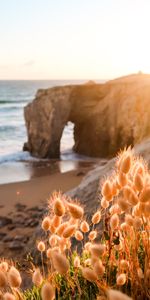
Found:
[0,151,39,164]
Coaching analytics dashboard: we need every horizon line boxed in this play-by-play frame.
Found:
[0,78,108,81]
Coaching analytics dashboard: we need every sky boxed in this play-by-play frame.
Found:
[0,0,150,80]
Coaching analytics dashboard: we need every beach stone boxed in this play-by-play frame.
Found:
[26,206,41,212]
[14,235,25,241]
[3,236,14,242]
[0,232,6,239]
[25,218,39,227]
[29,220,39,227]
[0,216,12,227]
[76,171,85,176]
[7,224,16,230]
[24,73,150,159]
[9,241,24,250]
[15,203,26,211]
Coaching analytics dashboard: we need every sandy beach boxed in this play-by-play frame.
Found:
[0,160,94,260]
[0,168,84,215]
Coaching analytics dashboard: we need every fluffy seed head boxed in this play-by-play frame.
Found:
[118,197,130,212]
[140,186,150,203]
[0,261,8,272]
[51,215,61,228]
[69,217,78,225]
[93,260,105,277]
[75,230,83,241]
[49,235,58,247]
[37,241,46,252]
[80,221,89,233]
[67,202,84,219]
[41,217,51,231]
[137,268,144,278]
[54,198,65,216]
[118,172,128,187]
[133,217,142,229]
[128,191,139,206]
[90,244,106,257]
[3,293,15,300]
[120,260,129,270]
[84,242,92,251]
[101,180,112,197]
[0,270,7,288]
[74,256,80,268]
[84,258,92,266]
[49,223,57,234]
[59,238,67,252]
[46,248,53,258]
[57,222,68,236]
[136,163,145,176]
[120,154,131,174]
[111,181,118,196]
[81,267,97,282]
[120,222,130,232]
[134,172,144,191]
[88,230,97,241]
[32,268,43,287]
[92,211,101,224]
[109,204,121,215]
[51,251,69,275]
[66,239,71,250]
[105,194,113,202]
[123,186,139,206]
[41,282,55,300]
[8,266,22,288]
[116,273,126,285]
[63,225,76,238]
[101,197,109,209]
[110,214,119,230]
[125,214,133,227]
[107,289,132,300]
[123,186,132,198]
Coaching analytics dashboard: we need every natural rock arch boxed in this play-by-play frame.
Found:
[24,74,150,159]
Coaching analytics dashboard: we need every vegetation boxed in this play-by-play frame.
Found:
[0,148,150,299]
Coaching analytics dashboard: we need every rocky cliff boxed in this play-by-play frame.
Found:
[24,73,150,158]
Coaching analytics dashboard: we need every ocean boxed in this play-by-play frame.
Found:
[0,80,104,183]
[0,80,105,164]
[0,80,86,163]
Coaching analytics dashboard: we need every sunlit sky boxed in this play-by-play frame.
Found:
[0,0,150,80]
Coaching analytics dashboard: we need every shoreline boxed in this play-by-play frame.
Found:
[0,159,97,185]
[0,161,95,214]
[0,160,95,259]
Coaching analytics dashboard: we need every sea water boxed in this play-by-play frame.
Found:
[0,80,105,183]
[0,79,88,164]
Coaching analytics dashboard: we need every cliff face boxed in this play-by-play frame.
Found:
[24,74,150,158]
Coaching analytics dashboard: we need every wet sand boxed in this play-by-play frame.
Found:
[0,160,95,215]
[0,160,95,259]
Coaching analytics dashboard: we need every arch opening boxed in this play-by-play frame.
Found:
[60,121,75,160]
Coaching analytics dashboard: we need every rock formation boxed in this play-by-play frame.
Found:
[24,73,150,158]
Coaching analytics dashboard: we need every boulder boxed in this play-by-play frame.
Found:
[24,73,150,158]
